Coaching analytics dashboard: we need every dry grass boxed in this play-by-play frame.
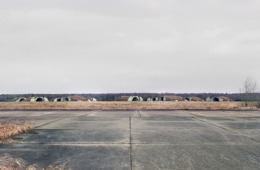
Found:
[0,101,258,111]
[0,154,71,170]
[69,96,87,101]
[190,97,203,101]
[0,120,31,141]
[165,96,184,101]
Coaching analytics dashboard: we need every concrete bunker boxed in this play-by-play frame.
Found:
[36,98,44,102]
[15,97,26,102]
[160,96,166,101]
[211,97,223,102]
[116,96,143,101]
[206,97,211,102]
[30,97,49,102]
[147,96,166,101]
[53,98,62,102]
[87,97,97,102]
[132,97,139,101]
[152,97,158,101]
[128,96,144,101]
[184,97,192,101]
[64,97,71,101]
[206,97,224,102]
[54,97,71,102]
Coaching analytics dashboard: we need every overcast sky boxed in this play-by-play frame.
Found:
[0,0,260,94]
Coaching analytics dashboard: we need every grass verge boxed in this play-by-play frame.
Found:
[0,120,31,141]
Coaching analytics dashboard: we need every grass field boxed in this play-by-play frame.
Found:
[0,101,259,110]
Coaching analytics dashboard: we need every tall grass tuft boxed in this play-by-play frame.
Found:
[0,120,31,140]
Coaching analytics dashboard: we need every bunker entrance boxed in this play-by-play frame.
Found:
[19,98,25,102]
[36,98,44,102]
[64,97,70,101]
[57,98,61,102]
[132,97,139,101]
[212,98,220,101]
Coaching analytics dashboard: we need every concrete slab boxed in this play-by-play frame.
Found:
[0,144,130,170]
[1,110,260,169]
[17,129,129,144]
[132,129,255,144]
[132,144,260,170]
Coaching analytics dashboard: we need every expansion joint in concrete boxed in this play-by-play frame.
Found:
[138,110,142,117]
[34,117,69,129]
[129,116,133,170]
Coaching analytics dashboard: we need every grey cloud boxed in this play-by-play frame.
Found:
[0,0,260,93]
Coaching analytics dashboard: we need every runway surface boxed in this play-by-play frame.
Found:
[1,110,260,169]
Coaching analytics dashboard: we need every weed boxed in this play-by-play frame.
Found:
[12,137,23,140]
[27,130,39,134]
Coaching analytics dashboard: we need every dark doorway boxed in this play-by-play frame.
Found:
[19,98,25,102]
[36,98,44,102]
[64,97,70,101]
[184,97,190,101]
[212,97,220,101]
[57,98,61,102]
[132,97,139,101]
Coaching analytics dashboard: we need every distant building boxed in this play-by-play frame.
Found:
[14,97,26,102]
[54,97,71,102]
[116,96,143,101]
[28,97,49,102]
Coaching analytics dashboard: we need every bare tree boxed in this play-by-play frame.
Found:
[240,76,258,101]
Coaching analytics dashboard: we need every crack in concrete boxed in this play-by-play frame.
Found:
[34,112,91,129]
[189,112,260,144]
[138,110,142,117]
[34,117,69,129]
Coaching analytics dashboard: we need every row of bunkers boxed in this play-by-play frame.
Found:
[13,95,232,102]
[116,96,232,102]
[14,96,97,102]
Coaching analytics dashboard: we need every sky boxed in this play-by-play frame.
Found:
[0,0,260,94]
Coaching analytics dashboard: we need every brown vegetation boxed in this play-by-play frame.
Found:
[0,101,258,110]
[115,96,129,101]
[191,97,203,101]
[69,96,87,101]
[0,120,31,141]
[165,96,183,101]
[219,96,232,101]
[0,154,70,170]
